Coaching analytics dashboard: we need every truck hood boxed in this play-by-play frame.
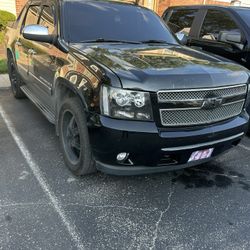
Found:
[72,43,249,91]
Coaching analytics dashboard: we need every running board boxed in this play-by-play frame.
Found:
[21,86,56,124]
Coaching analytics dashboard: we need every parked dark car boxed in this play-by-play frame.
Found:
[5,0,250,176]
[163,6,250,69]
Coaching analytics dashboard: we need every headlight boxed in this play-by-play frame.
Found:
[101,86,153,121]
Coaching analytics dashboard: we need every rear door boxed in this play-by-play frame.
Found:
[189,9,247,64]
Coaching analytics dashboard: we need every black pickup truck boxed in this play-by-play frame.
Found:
[163,6,250,69]
[5,0,250,176]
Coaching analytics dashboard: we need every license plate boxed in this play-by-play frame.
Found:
[188,148,214,162]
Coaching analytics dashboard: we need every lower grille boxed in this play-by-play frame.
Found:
[160,101,244,126]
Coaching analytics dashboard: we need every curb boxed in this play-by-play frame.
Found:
[0,74,11,89]
[0,86,11,90]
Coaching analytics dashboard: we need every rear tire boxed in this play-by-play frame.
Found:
[7,55,26,99]
[58,97,96,176]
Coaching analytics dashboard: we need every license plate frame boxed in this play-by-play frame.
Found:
[188,148,214,163]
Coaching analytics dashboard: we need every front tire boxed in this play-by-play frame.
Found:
[7,55,26,99]
[247,122,250,136]
[58,97,96,176]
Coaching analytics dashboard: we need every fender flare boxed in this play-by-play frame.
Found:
[54,77,88,110]
[54,77,89,135]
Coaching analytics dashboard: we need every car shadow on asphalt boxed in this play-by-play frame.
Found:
[82,161,250,193]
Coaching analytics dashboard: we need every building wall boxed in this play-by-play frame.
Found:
[239,0,250,6]
[1,0,245,20]
[16,0,27,16]
[0,0,16,15]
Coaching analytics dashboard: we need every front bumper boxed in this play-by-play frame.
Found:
[89,112,248,175]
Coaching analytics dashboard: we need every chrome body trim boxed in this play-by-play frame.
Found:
[159,99,245,111]
[29,71,52,94]
[161,133,244,152]
[158,84,246,95]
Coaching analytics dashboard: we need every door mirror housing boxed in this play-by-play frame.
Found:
[22,25,55,44]
[218,31,242,44]
[226,32,242,44]
[176,32,188,45]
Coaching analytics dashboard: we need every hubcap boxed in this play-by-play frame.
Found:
[62,110,81,165]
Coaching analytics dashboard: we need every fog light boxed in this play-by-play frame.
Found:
[117,152,129,162]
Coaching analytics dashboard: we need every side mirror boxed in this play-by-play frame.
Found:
[22,25,55,44]
[226,32,242,44]
[176,32,188,45]
[218,31,242,44]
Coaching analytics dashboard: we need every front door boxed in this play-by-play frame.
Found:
[28,4,58,110]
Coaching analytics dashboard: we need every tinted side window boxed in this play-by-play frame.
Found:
[200,10,240,41]
[39,6,56,34]
[24,6,41,26]
[167,9,198,35]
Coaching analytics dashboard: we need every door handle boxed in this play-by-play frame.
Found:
[28,49,37,55]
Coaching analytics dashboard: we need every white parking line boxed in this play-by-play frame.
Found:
[239,144,250,151]
[0,105,85,250]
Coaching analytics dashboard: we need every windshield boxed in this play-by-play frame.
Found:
[64,0,177,44]
[236,9,250,28]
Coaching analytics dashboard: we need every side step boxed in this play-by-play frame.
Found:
[21,85,56,124]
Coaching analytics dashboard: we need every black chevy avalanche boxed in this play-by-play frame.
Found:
[5,0,250,176]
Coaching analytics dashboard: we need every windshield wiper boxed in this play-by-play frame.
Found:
[140,39,169,44]
[80,38,141,44]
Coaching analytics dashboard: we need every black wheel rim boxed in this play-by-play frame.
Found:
[62,110,82,165]
[10,62,18,95]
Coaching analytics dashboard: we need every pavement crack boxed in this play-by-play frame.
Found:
[149,184,176,250]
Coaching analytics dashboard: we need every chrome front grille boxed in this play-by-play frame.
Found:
[158,84,247,127]
[158,85,247,102]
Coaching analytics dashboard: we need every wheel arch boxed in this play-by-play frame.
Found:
[6,48,16,62]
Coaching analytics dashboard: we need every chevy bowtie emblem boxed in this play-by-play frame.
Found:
[202,96,223,110]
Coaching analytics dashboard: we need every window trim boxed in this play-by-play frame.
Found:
[13,5,27,29]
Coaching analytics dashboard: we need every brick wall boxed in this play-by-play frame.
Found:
[157,0,230,16]
[13,0,231,21]
[16,0,27,16]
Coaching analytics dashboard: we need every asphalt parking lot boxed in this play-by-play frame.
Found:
[1,88,250,250]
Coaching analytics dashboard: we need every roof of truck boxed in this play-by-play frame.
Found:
[167,5,250,10]
[29,0,139,5]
